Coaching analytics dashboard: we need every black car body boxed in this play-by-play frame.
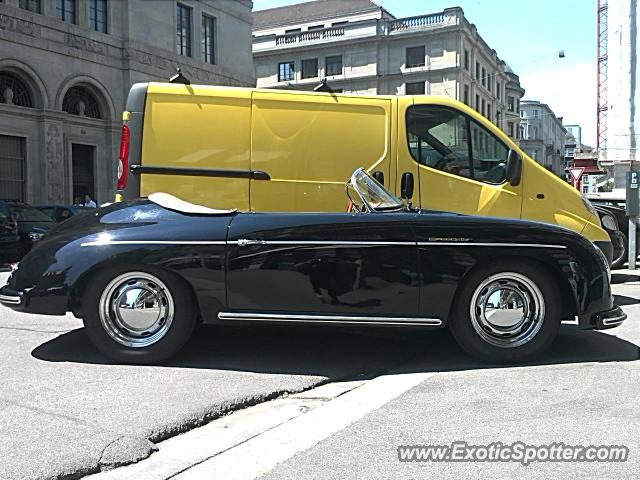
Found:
[37,205,93,223]
[0,200,55,262]
[0,170,625,364]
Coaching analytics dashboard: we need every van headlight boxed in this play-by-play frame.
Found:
[581,194,599,218]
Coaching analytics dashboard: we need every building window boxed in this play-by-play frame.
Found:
[475,94,480,111]
[496,82,501,101]
[487,104,491,122]
[497,110,501,125]
[325,55,343,76]
[508,122,514,137]
[62,86,101,119]
[0,72,33,108]
[331,21,348,27]
[19,0,41,13]
[487,74,492,92]
[463,84,469,105]
[56,0,76,23]
[516,98,520,113]
[481,98,485,116]
[507,96,515,112]
[0,135,25,202]
[481,68,486,87]
[475,61,480,79]
[308,24,324,30]
[278,61,295,81]
[176,3,192,57]
[301,58,318,79]
[406,46,425,68]
[464,50,469,70]
[533,109,539,119]
[532,126,538,139]
[406,82,425,95]
[202,14,215,64]
[90,0,107,33]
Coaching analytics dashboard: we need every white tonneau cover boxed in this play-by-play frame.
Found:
[148,192,236,215]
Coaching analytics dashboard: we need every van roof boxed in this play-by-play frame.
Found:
[145,81,466,105]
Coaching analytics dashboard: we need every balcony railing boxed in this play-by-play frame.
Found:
[388,13,445,32]
[276,27,345,46]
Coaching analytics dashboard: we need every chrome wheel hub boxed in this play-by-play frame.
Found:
[99,272,174,348]
[470,272,545,348]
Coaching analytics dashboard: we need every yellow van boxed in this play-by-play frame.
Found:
[117,82,611,260]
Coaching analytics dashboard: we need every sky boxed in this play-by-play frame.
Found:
[253,0,599,146]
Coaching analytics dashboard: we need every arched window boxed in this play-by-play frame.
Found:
[62,86,102,119]
[0,72,33,108]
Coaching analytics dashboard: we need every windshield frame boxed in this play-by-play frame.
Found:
[345,168,405,213]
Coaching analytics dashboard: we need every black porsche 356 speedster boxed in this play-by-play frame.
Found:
[0,169,625,364]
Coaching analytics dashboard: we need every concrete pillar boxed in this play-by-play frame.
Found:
[43,120,66,203]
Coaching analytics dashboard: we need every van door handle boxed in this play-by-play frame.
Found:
[372,171,384,185]
[401,172,414,199]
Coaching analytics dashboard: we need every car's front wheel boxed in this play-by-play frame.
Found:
[82,267,197,364]
[448,263,561,364]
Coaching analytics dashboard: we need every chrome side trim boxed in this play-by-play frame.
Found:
[235,240,415,246]
[81,240,226,247]
[0,293,21,305]
[218,311,442,326]
[417,242,567,249]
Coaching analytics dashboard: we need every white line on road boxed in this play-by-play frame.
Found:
[87,373,433,480]
[173,372,433,480]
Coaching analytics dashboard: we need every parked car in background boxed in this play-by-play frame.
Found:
[37,205,93,223]
[0,210,21,264]
[0,200,55,261]
[594,205,626,269]
[588,192,640,263]
[1,169,624,365]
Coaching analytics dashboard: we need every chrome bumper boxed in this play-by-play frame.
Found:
[0,292,21,305]
[592,306,627,329]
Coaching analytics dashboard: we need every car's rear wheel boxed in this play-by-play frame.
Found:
[448,263,561,364]
[82,268,196,364]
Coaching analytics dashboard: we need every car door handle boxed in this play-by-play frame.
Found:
[237,239,267,247]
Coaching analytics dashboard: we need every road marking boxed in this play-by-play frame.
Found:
[86,373,433,480]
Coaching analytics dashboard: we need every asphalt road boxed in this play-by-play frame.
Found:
[1,270,639,479]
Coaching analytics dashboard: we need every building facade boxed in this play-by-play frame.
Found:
[0,0,254,205]
[252,0,525,143]
[518,100,566,176]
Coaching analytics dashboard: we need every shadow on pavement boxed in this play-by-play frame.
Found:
[31,323,639,376]
[612,272,640,284]
[614,294,640,306]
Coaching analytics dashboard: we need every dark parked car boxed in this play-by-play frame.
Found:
[37,205,93,223]
[0,199,55,261]
[594,205,626,269]
[588,192,640,264]
[0,169,625,364]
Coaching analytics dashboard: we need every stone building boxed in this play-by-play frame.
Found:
[252,0,525,142]
[518,100,566,176]
[0,0,253,205]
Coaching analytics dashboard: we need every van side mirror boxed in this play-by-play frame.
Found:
[506,150,522,186]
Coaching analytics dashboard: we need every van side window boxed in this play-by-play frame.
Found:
[407,105,509,184]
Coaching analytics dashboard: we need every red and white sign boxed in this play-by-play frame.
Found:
[569,167,585,183]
